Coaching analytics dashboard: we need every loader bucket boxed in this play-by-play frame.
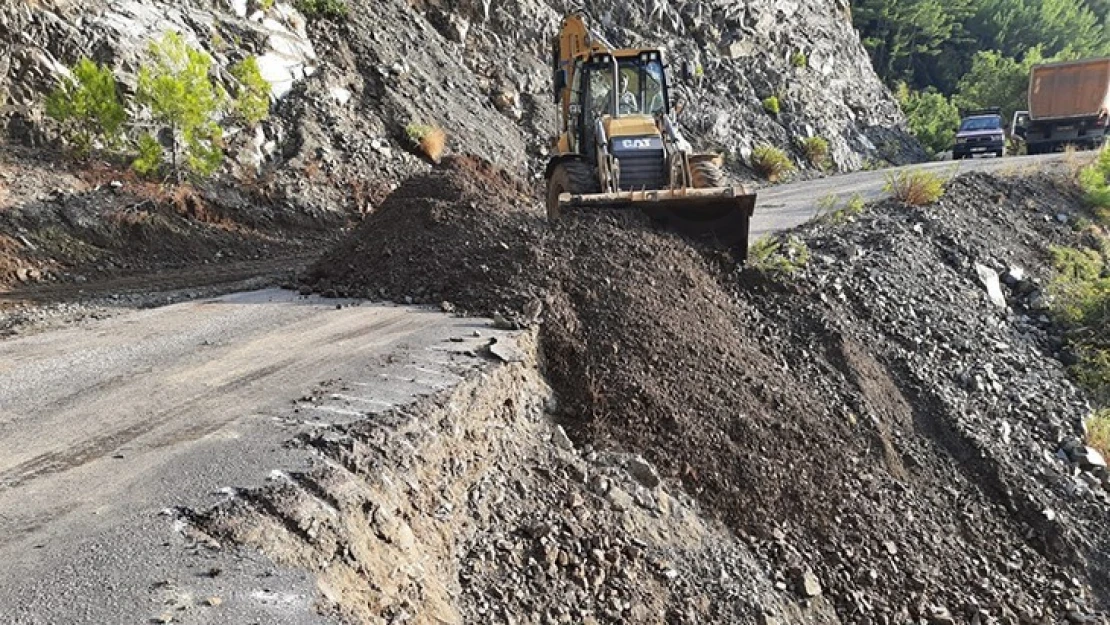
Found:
[559,186,757,259]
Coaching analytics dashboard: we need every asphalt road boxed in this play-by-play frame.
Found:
[0,151,1076,623]
[0,289,510,624]
[750,151,1070,241]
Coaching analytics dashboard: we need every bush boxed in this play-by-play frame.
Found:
[896,83,960,157]
[762,96,780,115]
[45,58,127,155]
[1089,410,1110,460]
[137,32,229,179]
[230,56,271,127]
[791,52,808,68]
[295,0,348,19]
[132,134,163,176]
[748,236,810,276]
[405,123,447,163]
[750,144,794,182]
[1048,245,1110,403]
[800,136,829,168]
[817,192,866,224]
[844,194,865,215]
[1079,147,1110,222]
[884,169,944,205]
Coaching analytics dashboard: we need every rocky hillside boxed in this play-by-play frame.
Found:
[0,0,921,215]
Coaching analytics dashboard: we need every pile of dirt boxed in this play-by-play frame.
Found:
[305,163,1110,622]
[304,155,550,319]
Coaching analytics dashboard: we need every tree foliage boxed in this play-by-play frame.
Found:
[896,84,961,155]
[295,0,348,20]
[230,56,271,127]
[854,0,1110,97]
[45,58,127,155]
[136,31,228,179]
[951,48,1046,122]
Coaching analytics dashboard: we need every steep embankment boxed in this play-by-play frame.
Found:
[195,158,1110,623]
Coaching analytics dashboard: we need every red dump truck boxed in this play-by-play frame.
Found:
[1013,57,1110,154]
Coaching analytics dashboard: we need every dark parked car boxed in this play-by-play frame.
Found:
[953,109,1005,159]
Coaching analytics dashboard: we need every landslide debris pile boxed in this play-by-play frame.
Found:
[303,159,1110,622]
[304,155,549,316]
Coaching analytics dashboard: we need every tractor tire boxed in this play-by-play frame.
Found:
[546,160,598,221]
[690,160,726,189]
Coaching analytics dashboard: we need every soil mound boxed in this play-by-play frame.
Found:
[305,155,549,317]
[307,162,1110,622]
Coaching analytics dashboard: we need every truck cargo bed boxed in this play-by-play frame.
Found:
[1029,58,1110,121]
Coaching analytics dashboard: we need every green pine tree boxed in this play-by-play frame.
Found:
[45,58,127,156]
[136,31,228,179]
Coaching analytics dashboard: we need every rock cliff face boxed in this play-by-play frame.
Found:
[0,0,921,209]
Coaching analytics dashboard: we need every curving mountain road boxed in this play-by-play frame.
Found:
[750,152,1070,240]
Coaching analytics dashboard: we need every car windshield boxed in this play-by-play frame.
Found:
[586,58,667,118]
[960,116,1001,131]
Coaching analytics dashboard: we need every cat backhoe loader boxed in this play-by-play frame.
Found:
[545,14,756,258]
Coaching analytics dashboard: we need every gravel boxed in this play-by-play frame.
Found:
[304,160,1110,622]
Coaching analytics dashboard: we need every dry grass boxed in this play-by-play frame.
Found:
[1062,144,1097,175]
[418,127,447,164]
[171,185,234,227]
[884,169,945,205]
[800,137,829,169]
[405,123,447,164]
[750,144,794,182]
[303,159,322,181]
[1089,410,1110,460]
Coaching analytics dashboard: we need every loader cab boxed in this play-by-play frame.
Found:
[565,51,670,156]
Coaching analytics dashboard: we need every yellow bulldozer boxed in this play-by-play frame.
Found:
[545,14,757,258]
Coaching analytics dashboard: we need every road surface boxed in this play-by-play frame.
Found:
[751,151,1069,240]
[0,289,511,624]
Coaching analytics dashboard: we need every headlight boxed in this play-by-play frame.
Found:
[994,134,1004,142]
[956,137,968,144]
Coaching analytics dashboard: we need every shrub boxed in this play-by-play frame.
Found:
[843,193,865,215]
[295,0,348,19]
[1047,244,1110,403]
[259,0,275,9]
[748,236,810,276]
[884,169,944,205]
[1079,147,1110,221]
[791,52,808,68]
[750,144,794,182]
[896,83,960,157]
[405,123,447,163]
[817,192,866,224]
[230,56,271,127]
[1089,410,1110,459]
[132,134,163,176]
[136,32,229,179]
[817,193,839,215]
[45,58,127,155]
[800,136,830,168]
[762,96,780,115]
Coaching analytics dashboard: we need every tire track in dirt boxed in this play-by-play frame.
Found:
[0,254,319,305]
